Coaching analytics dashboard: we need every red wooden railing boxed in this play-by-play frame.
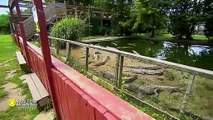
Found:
[7,0,154,119]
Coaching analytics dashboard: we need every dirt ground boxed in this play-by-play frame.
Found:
[0,82,25,112]
[57,46,189,86]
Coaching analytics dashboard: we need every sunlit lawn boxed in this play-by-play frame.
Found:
[0,35,39,120]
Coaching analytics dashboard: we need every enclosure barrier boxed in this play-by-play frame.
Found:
[7,0,213,119]
[46,35,213,119]
[8,0,156,119]
[47,36,213,78]
[13,30,155,120]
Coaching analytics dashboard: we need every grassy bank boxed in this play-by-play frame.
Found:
[81,35,110,40]
[133,33,209,41]
[0,35,39,120]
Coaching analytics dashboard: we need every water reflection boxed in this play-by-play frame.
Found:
[97,39,213,71]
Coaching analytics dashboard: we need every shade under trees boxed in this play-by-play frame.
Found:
[46,0,213,40]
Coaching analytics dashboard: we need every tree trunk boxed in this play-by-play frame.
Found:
[151,16,156,38]
[186,25,195,40]
[186,34,192,40]
[151,28,155,38]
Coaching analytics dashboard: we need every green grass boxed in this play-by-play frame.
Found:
[133,33,209,41]
[155,34,174,39]
[0,35,17,100]
[132,33,173,39]
[0,35,18,62]
[0,35,39,120]
[192,35,208,41]
[81,35,110,40]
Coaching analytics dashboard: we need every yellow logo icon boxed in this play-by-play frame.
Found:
[8,99,16,107]
[35,22,40,33]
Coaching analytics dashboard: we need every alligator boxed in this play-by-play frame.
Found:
[127,84,185,96]
[124,65,161,70]
[126,68,164,76]
[123,75,138,83]
[93,56,110,66]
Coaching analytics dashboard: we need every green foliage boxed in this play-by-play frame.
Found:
[61,0,93,5]
[67,57,87,75]
[94,0,132,35]
[47,0,211,40]
[203,0,213,40]
[45,0,56,4]
[0,14,10,34]
[169,0,203,40]
[120,0,170,37]
[50,17,86,41]
[92,0,108,9]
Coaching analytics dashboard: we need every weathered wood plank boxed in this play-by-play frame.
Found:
[118,55,124,88]
[115,53,121,86]
[25,74,41,102]
[25,73,49,107]
[180,75,196,112]
[30,73,49,98]
[16,51,30,73]
[16,51,26,65]
[85,47,89,71]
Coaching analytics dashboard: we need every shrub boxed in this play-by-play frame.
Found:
[50,17,86,41]
[0,14,10,34]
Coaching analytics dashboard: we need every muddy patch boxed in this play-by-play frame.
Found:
[0,82,25,111]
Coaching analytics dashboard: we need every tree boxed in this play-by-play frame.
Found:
[120,0,170,37]
[92,0,108,9]
[169,0,203,40]
[203,0,213,40]
[0,14,10,34]
[45,0,93,5]
[107,0,133,35]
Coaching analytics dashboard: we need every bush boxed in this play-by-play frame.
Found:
[50,17,86,41]
[0,14,10,34]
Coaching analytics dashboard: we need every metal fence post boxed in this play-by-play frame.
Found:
[118,56,124,89]
[180,75,196,113]
[85,47,89,71]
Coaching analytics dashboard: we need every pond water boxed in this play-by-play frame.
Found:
[97,38,213,71]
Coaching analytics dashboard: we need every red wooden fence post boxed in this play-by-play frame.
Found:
[31,0,61,119]
[9,8,21,48]
[14,0,31,69]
